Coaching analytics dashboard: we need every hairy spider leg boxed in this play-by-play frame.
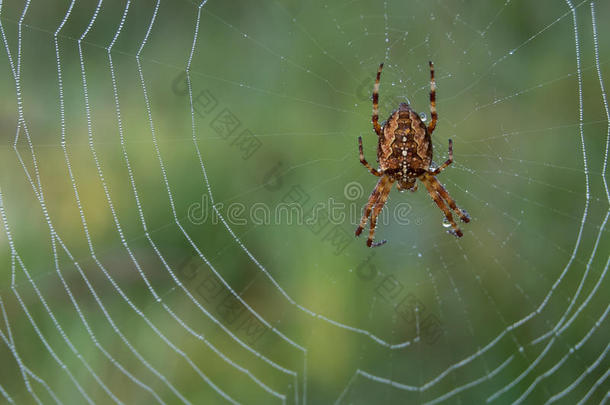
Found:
[421,175,463,237]
[427,61,438,134]
[355,176,387,237]
[430,139,453,175]
[367,178,394,247]
[372,63,384,136]
[427,174,470,223]
[358,136,382,176]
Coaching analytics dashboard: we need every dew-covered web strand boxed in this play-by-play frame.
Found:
[458,0,605,402]
[101,1,299,401]
[448,0,606,399]
[0,192,94,404]
[436,65,605,400]
[486,0,592,401]
[511,304,609,404]
[150,0,299,379]
[272,1,362,88]
[180,0,309,387]
[340,231,530,403]
[439,0,512,63]
[96,0,273,400]
[181,3,293,403]
[383,0,390,60]
[13,0,157,401]
[496,205,608,403]
[0,1,114,403]
[0,295,64,405]
[540,4,610,401]
[57,0,191,402]
[56,1,203,403]
[417,235,526,405]
[425,244,473,398]
[547,313,610,403]
[437,153,607,344]
[591,1,610,204]
[575,364,610,404]
[0,294,47,404]
[3,0,252,403]
[445,0,590,103]
[128,0,295,402]
[0,383,13,405]
[203,9,359,100]
[69,0,283,402]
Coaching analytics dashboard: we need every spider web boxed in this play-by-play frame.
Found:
[0,0,608,403]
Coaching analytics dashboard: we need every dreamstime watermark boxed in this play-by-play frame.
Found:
[355,251,444,345]
[177,257,268,346]
[187,181,419,228]
[172,71,263,160]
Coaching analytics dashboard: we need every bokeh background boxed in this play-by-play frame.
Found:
[0,0,609,403]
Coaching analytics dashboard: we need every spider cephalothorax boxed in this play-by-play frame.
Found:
[355,62,470,247]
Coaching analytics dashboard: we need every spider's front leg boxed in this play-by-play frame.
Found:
[356,177,384,237]
[427,61,438,135]
[358,136,382,176]
[372,63,384,137]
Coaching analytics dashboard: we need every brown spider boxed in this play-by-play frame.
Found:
[355,62,470,247]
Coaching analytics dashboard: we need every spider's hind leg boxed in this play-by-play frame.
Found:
[367,180,393,247]
[429,175,470,223]
[356,177,385,237]
[421,175,464,237]
[356,176,392,247]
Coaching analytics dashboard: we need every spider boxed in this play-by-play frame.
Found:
[355,62,470,247]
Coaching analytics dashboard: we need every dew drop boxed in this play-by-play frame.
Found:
[420,112,427,121]
[442,218,452,228]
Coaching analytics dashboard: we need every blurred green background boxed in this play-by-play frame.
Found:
[0,0,609,403]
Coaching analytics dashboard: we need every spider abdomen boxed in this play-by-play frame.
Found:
[378,103,432,179]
